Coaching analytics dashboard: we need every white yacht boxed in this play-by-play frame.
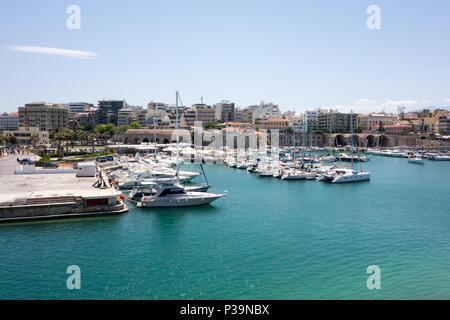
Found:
[127,183,211,202]
[331,168,371,183]
[257,165,275,177]
[281,169,306,180]
[408,156,424,164]
[137,184,225,208]
[432,155,450,161]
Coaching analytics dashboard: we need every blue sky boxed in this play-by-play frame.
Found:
[1,0,449,113]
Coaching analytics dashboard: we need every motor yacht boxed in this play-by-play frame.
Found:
[127,183,211,202]
[137,184,225,207]
[331,168,371,183]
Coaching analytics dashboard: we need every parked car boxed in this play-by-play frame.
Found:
[17,158,35,165]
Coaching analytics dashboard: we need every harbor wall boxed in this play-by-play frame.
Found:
[0,200,127,223]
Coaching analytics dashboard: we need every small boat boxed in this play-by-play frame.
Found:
[281,169,306,180]
[408,157,424,164]
[432,155,450,161]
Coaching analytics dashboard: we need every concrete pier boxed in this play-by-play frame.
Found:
[0,155,128,223]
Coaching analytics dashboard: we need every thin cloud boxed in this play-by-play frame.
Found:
[445,98,450,103]
[6,45,98,59]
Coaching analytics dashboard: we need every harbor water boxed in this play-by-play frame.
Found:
[1,155,449,299]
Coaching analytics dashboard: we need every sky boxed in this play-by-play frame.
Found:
[1,0,450,114]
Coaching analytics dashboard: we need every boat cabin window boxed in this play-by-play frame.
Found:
[159,188,186,197]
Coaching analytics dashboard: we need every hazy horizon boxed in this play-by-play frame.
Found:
[1,0,450,114]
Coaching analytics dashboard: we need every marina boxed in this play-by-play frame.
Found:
[0,149,450,299]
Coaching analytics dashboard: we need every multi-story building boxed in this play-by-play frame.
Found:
[214,100,235,122]
[384,124,413,135]
[18,102,69,132]
[438,115,450,135]
[367,113,397,132]
[0,112,19,132]
[71,110,96,129]
[304,110,320,132]
[117,108,137,126]
[63,102,94,114]
[291,114,306,133]
[356,114,368,132]
[242,109,255,125]
[3,127,49,145]
[193,104,216,123]
[180,109,196,128]
[265,118,290,132]
[136,109,148,128]
[95,100,127,126]
[317,111,357,133]
[148,101,168,111]
[253,102,282,121]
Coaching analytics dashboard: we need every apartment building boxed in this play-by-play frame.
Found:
[18,102,69,132]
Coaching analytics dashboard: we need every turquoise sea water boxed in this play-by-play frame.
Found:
[0,155,449,299]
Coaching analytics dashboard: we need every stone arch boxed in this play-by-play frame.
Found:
[335,134,345,147]
[366,135,376,147]
[379,135,389,147]
[134,138,140,144]
[350,134,360,147]
[163,139,170,144]
[124,137,129,144]
[143,138,149,143]
[155,138,160,144]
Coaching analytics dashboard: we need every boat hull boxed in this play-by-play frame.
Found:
[138,195,223,207]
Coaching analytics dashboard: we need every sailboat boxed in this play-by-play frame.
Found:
[332,110,370,183]
[138,91,225,207]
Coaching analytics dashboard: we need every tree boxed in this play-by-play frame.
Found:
[75,129,87,146]
[286,127,294,134]
[204,121,222,130]
[30,134,39,158]
[119,125,131,133]
[130,121,141,129]
[7,135,17,145]
[53,128,73,157]
[87,132,97,153]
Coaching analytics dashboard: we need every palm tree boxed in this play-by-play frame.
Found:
[53,131,66,158]
[30,134,39,161]
[75,129,86,146]
[87,132,97,153]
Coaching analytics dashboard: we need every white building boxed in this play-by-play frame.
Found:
[62,102,94,114]
[253,102,282,120]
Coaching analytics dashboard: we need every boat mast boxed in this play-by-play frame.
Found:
[350,110,354,167]
[329,109,332,153]
[176,91,180,181]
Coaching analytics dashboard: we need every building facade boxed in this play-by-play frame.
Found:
[95,100,127,126]
[214,100,235,122]
[0,112,19,132]
[3,127,49,145]
[18,102,68,132]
